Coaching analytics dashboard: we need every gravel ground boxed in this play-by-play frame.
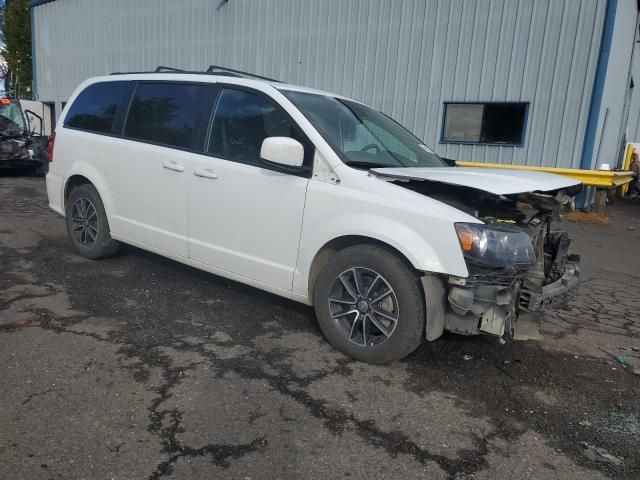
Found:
[1,176,639,480]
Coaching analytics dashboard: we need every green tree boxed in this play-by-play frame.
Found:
[1,0,32,98]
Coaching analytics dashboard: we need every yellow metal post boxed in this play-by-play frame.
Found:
[621,143,634,196]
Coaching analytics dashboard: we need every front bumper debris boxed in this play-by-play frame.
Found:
[519,263,581,312]
[441,282,518,337]
[422,261,581,342]
[0,136,47,170]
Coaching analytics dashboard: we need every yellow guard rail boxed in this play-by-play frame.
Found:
[455,161,634,189]
[621,143,636,195]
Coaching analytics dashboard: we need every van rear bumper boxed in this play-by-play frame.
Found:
[46,171,65,216]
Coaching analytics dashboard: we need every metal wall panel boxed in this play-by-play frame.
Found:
[33,0,606,168]
[589,0,639,170]
[626,39,640,141]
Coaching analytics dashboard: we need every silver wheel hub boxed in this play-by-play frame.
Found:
[328,267,399,347]
[70,197,99,246]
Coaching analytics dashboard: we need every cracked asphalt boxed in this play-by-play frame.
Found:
[1,176,639,479]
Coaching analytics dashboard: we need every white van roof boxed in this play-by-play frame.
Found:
[102,65,346,100]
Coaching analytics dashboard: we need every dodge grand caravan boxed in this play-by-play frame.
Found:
[46,66,582,364]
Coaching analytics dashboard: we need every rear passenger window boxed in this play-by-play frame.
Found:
[207,88,304,164]
[124,83,210,150]
[64,81,130,134]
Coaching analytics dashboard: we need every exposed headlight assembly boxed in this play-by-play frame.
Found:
[454,223,536,268]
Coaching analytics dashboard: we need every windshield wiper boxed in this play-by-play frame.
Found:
[343,160,399,169]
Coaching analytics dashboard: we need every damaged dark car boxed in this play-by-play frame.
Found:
[0,98,49,175]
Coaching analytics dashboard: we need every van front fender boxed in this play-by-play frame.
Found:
[293,213,468,301]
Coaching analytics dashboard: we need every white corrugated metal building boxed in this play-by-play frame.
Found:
[30,0,640,173]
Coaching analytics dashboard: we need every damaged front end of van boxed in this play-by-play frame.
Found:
[371,167,582,341]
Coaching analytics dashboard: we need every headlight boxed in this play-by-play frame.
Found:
[455,223,536,268]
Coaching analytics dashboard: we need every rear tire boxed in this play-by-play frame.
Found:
[313,245,425,364]
[65,184,120,259]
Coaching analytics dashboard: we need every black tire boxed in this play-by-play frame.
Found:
[65,184,120,259]
[313,245,425,364]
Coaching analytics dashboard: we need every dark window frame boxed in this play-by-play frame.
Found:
[440,101,529,147]
[63,81,135,137]
[61,80,315,179]
[122,80,217,153]
[204,83,314,178]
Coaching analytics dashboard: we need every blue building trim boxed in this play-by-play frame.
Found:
[29,0,57,7]
[30,5,37,99]
[579,0,617,171]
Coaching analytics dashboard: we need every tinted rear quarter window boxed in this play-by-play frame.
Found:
[124,82,211,150]
[64,81,131,134]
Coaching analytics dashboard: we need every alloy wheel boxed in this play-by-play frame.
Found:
[328,267,399,347]
[70,197,98,246]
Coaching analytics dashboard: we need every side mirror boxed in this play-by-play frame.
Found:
[260,137,304,168]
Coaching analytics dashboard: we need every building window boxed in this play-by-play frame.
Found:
[441,102,528,146]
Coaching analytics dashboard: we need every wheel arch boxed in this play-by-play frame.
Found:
[307,235,418,305]
[62,165,115,222]
[64,174,93,205]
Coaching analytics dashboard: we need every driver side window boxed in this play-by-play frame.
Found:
[207,88,306,166]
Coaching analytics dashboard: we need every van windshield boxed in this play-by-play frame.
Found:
[281,90,445,169]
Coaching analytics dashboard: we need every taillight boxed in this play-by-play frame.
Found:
[48,131,56,163]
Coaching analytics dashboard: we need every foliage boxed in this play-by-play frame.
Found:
[1,0,33,98]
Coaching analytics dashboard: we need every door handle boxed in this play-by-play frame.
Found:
[193,168,218,179]
[162,161,185,172]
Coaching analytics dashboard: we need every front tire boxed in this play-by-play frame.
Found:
[65,184,120,259]
[313,245,425,364]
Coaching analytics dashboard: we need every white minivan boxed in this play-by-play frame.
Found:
[46,66,582,363]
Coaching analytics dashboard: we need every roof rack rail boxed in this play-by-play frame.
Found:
[154,66,186,73]
[111,66,199,75]
[206,65,281,82]
[111,65,282,83]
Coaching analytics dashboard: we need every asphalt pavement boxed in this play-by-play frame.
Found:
[1,176,639,479]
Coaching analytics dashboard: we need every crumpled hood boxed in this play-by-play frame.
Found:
[0,116,23,138]
[370,167,581,195]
